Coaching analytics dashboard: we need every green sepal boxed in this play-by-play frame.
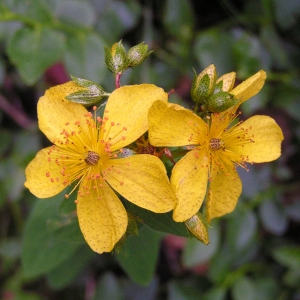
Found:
[127,42,153,68]
[185,212,210,245]
[202,91,239,112]
[104,40,128,74]
[191,64,216,104]
[66,75,110,106]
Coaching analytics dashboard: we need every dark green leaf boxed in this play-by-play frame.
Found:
[232,277,256,300]
[127,202,189,237]
[47,245,94,290]
[22,193,81,278]
[273,246,300,269]
[7,27,65,85]
[64,33,106,83]
[116,225,163,285]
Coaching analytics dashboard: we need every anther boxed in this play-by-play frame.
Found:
[84,151,100,165]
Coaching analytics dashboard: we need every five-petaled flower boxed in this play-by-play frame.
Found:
[24,82,176,253]
[148,70,284,222]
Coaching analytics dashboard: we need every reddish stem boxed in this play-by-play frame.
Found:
[115,73,122,89]
[0,94,34,129]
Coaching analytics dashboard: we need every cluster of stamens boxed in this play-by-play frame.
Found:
[45,106,129,201]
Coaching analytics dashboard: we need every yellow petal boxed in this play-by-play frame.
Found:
[231,70,266,105]
[102,154,176,213]
[206,167,242,222]
[38,82,90,144]
[171,150,209,222]
[148,100,207,147]
[77,180,127,253]
[231,115,284,163]
[102,84,168,151]
[24,147,66,198]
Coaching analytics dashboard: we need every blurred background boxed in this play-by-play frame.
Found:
[0,0,299,299]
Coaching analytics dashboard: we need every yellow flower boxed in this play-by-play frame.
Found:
[148,70,284,222]
[25,82,176,253]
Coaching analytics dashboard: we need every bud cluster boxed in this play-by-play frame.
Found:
[104,40,153,75]
[191,64,239,113]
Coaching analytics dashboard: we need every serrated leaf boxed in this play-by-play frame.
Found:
[22,193,81,278]
[116,225,163,285]
[7,27,65,85]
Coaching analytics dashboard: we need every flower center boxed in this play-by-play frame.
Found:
[209,138,224,150]
[85,151,100,165]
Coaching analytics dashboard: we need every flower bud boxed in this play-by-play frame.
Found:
[127,42,153,68]
[185,212,209,244]
[214,72,236,93]
[66,76,110,106]
[191,64,216,104]
[104,40,128,74]
[201,91,239,113]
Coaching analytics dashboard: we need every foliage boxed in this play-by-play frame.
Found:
[0,0,300,299]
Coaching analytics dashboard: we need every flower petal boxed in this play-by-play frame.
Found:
[24,147,66,198]
[206,167,242,222]
[231,70,266,105]
[102,84,168,151]
[171,150,209,222]
[148,100,207,147]
[38,82,90,144]
[77,180,127,253]
[231,115,284,163]
[102,154,176,213]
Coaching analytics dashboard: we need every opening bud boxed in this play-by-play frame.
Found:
[185,212,209,245]
[66,76,110,106]
[191,64,217,104]
[214,72,236,93]
[104,40,128,74]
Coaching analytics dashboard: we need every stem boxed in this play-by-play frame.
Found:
[0,94,35,129]
[115,73,122,89]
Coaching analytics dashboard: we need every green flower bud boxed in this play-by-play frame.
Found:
[185,212,209,245]
[191,64,216,104]
[104,40,128,74]
[201,91,239,113]
[127,42,153,68]
[66,75,110,106]
[214,72,236,93]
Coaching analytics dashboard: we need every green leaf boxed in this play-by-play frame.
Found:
[194,30,234,74]
[47,245,94,290]
[116,225,163,285]
[64,33,106,83]
[127,202,189,237]
[259,199,288,235]
[53,0,96,27]
[273,246,300,269]
[7,27,65,85]
[96,0,142,43]
[21,193,81,278]
[182,223,220,268]
[232,277,257,300]
[2,0,53,23]
[163,0,195,40]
